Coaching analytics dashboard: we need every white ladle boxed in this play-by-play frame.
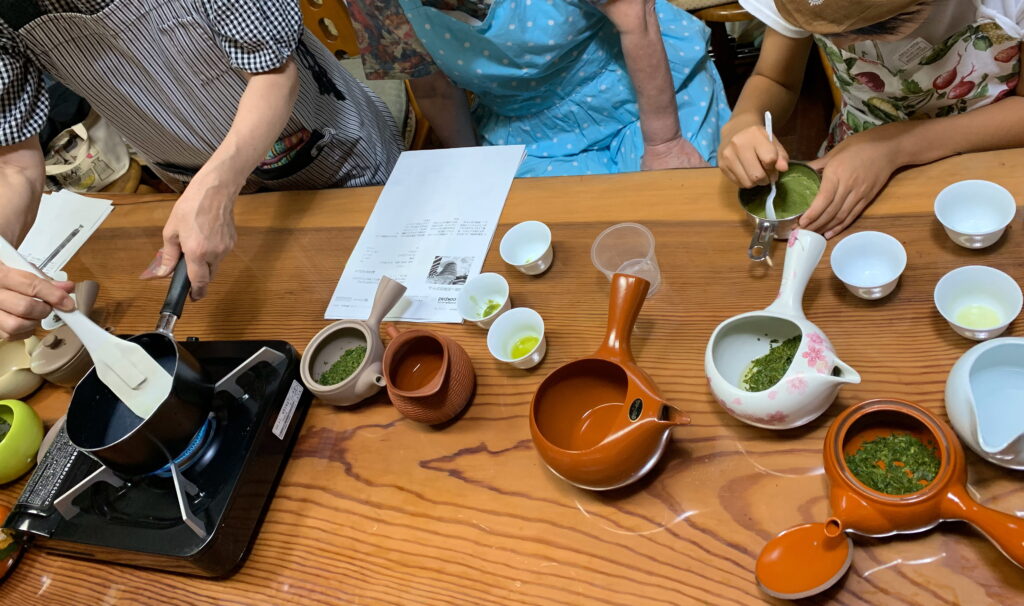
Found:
[0,237,170,419]
[764,111,777,221]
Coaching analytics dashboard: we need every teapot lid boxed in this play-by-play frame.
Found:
[29,327,88,376]
[756,522,852,599]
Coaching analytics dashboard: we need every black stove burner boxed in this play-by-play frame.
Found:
[3,340,312,577]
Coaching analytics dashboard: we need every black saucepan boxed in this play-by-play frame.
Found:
[66,258,213,477]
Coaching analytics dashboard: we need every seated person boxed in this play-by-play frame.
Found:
[719,0,1024,238]
[346,0,731,175]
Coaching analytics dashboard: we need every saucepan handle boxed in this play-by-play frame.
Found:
[595,273,649,363]
[159,258,191,320]
[748,218,775,262]
[947,489,1024,568]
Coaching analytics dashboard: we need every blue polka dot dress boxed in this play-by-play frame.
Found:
[398,0,730,176]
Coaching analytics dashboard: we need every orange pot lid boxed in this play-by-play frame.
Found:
[756,522,853,599]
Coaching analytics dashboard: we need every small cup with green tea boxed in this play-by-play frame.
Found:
[487,307,546,370]
[457,273,511,329]
[934,266,1023,341]
[500,221,553,276]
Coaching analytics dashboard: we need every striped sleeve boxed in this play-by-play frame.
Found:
[200,0,303,73]
[0,23,48,146]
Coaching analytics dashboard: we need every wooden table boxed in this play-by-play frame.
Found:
[3,151,1024,605]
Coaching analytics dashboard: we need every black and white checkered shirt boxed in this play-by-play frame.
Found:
[0,0,302,146]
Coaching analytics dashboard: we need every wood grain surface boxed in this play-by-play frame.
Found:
[3,151,1024,605]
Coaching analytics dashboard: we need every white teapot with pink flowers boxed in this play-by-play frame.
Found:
[704,229,861,429]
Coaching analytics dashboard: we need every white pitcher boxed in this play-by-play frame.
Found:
[945,337,1024,468]
[705,229,861,429]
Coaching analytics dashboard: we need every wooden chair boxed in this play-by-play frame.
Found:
[685,2,755,106]
[687,2,841,115]
[100,158,142,194]
[298,0,432,149]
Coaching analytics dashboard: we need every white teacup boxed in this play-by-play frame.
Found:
[934,266,1023,341]
[486,307,546,369]
[830,231,907,300]
[499,221,553,276]
[934,180,1017,249]
[457,273,511,329]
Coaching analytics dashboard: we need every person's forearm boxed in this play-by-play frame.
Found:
[0,137,45,245]
[886,96,1024,168]
[722,31,813,142]
[194,60,300,194]
[723,75,801,140]
[614,2,681,146]
[410,72,477,148]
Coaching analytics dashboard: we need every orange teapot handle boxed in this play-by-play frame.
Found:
[384,324,400,340]
[595,273,650,363]
[946,487,1024,567]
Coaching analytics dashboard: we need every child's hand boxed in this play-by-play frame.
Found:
[801,128,900,238]
[718,124,789,188]
[642,137,710,170]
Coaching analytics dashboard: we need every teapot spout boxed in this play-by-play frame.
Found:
[356,360,386,399]
[977,418,1024,458]
[830,358,861,385]
[659,404,691,427]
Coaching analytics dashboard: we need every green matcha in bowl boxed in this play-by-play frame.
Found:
[740,163,821,219]
[739,163,821,262]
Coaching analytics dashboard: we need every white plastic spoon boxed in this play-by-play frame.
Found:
[764,110,778,221]
[0,237,170,419]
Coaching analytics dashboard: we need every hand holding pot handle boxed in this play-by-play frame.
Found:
[159,258,191,319]
[766,229,826,317]
[596,273,650,363]
[945,487,1024,567]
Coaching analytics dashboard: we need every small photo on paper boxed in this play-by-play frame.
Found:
[427,255,473,286]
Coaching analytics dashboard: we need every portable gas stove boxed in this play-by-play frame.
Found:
[3,339,312,577]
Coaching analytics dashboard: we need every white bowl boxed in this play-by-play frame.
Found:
[486,307,546,369]
[934,266,1023,340]
[457,273,511,329]
[499,221,553,276]
[830,231,907,300]
[934,180,1017,249]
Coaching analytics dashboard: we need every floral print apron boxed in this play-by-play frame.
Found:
[817,3,1021,151]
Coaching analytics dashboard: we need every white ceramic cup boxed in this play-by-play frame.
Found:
[457,273,511,329]
[486,307,546,369]
[829,231,907,300]
[499,221,553,276]
[934,180,1017,249]
[590,222,661,296]
[934,266,1023,341]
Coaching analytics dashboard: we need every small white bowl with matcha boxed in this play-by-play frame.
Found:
[739,163,820,262]
[458,273,511,328]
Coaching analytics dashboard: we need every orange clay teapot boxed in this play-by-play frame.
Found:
[756,398,1024,599]
[529,273,689,491]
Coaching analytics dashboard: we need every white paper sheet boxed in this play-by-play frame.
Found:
[326,145,525,323]
[18,190,114,275]
[17,190,114,329]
